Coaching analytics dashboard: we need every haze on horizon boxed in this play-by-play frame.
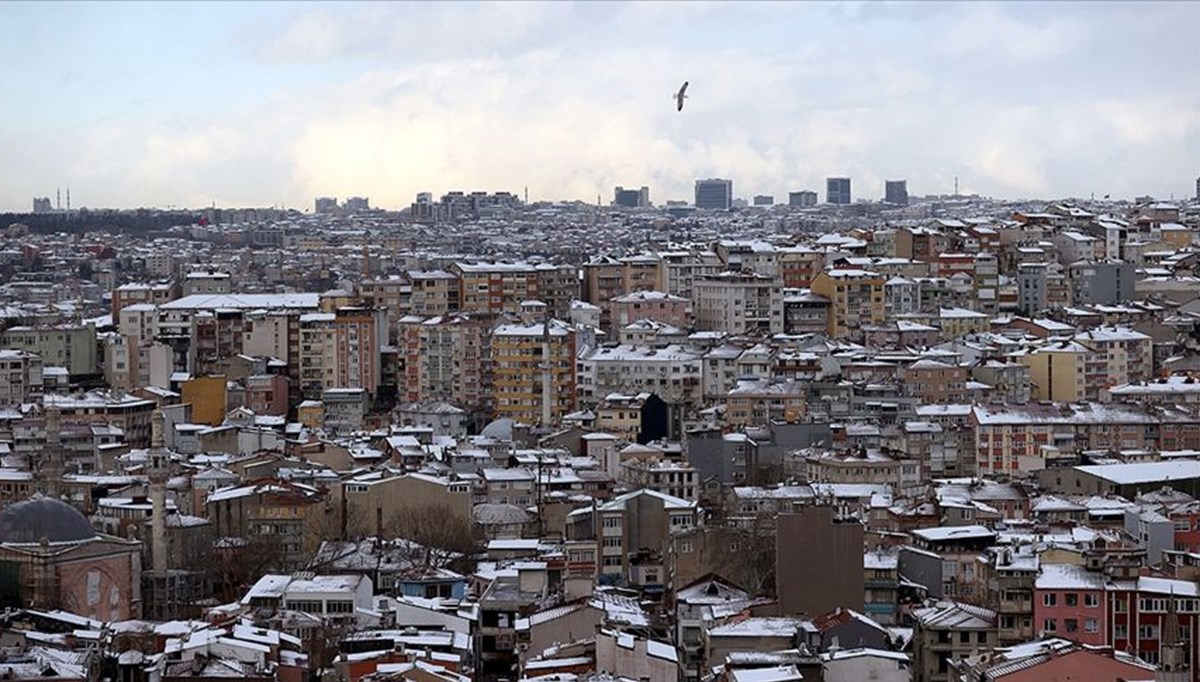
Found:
[1,1,1198,212]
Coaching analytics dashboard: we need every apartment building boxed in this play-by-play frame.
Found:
[912,601,999,682]
[724,379,807,428]
[43,389,157,447]
[111,281,179,323]
[810,269,885,339]
[490,320,576,426]
[0,323,98,377]
[576,344,703,407]
[182,270,233,296]
[901,359,970,404]
[566,488,699,584]
[1074,327,1154,389]
[453,261,541,316]
[297,307,386,399]
[971,403,1169,475]
[693,270,783,336]
[1020,342,1091,403]
[619,458,699,502]
[535,263,580,320]
[206,479,328,571]
[398,314,491,410]
[406,270,460,317]
[0,350,43,407]
[778,246,824,288]
[657,250,724,300]
[332,472,473,538]
[357,274,413,321]
[608,290,692,330]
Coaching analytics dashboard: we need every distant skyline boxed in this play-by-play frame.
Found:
[1,1,1198,211]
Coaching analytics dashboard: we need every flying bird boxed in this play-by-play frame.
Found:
[674,81,689,112]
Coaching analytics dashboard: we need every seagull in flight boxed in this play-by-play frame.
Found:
[674,81,689,112]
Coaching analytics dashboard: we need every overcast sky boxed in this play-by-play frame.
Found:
[2,1,1198,211]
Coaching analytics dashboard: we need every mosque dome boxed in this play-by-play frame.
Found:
[480,418,516,441]
[0,496,97,544]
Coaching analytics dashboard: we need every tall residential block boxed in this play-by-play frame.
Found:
[614,186,650,208]
[826,177,852,205]
[694,178,733,211]
[490,320,576,427]
[788,190,818,207]
[884,179,908,206]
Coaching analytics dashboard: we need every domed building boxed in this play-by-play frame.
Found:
[0,495,142,620]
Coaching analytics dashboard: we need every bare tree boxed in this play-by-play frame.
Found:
[388,504,482,569]
[711,513,778,597]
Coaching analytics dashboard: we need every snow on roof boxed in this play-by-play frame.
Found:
[821,647,909,663]
[161,293,319,310]
[1110,375,1200,396]
[972,403,1156,426]
[729,665,803,682]
[911,525,995,542]
[912,601,995,629]
[708,617,802,638]
[1034,563,1106,591]
[1076,461,1200,485]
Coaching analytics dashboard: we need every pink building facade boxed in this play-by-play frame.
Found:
[608,291,692,330]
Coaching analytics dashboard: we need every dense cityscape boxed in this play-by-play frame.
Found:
[0,175,1196,682]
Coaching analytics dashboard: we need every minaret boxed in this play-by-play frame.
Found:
[147,410,170,577]
[40,407,65,499]
[1159,589,1189,682]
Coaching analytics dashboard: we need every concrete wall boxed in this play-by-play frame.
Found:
[776,506,864,617]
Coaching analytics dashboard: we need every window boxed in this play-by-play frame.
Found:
[1065,619,1078,633]
[1043,593,1057,607]
[679,541,693,553]
[603,516,621,529]
[1065,593,1078,607]
[1043,619,1057,632]
[1115,624,1128,639]
[602,537,621,548]
[959,631,970,644]
[1084,618,1099,633]
[1140,598,1167,613]
[1085,593,1099,608]
[1139,624,1159,640]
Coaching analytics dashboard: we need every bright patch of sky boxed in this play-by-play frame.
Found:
[1,1,1197,211]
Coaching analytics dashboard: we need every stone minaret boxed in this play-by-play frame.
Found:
[147,409,170,576]
[40,407,65,499]
[1159,589,1189,682]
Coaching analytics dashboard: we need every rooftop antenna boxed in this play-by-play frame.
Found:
[954,177,959,198]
